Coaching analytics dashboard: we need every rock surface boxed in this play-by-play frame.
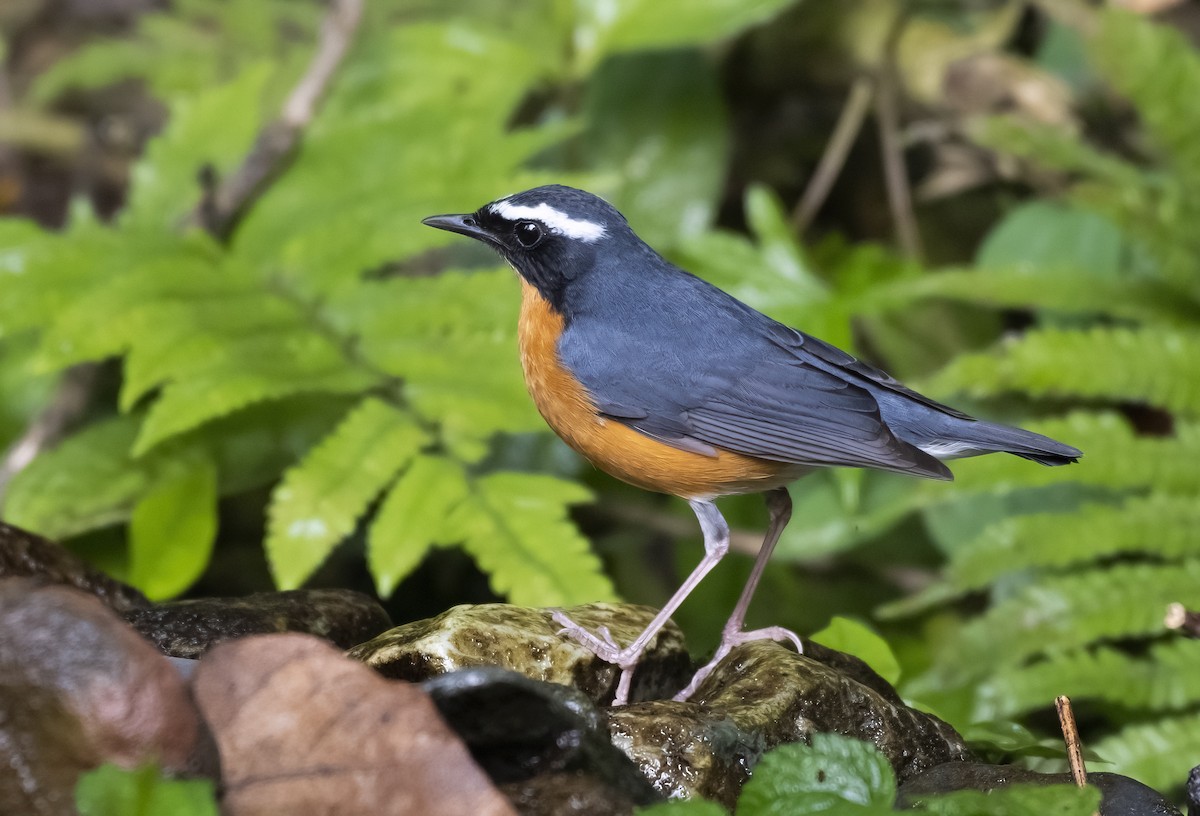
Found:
[192,633,517,816]
[0,522,148,613]
[350,602,692,705]
[124,588,392,658]
[896,762,1182,816]
[608,639,971,808]
[0,579,215,816]
[422,667,661,815]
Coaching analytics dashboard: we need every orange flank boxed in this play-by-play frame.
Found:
[517,280,804,500]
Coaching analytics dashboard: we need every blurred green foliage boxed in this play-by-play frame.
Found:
[1,0,1199,803]
[76,763,217,816]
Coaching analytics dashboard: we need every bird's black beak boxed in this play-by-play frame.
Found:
[421,213,493,243]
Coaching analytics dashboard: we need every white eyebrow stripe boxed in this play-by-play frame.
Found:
[488,200,607,242]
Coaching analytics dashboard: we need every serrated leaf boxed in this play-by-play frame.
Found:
[449,471,614,606]
[128,454,218,600]
[737,734,895,815]
[266,397,427,589]
[931,325,1200,417]
[76,763,218,816]
[810,617,901,686]
[133,329,377,455]
[1093,710,1200,792]
[638,800,727,816]
[368,454,471,598]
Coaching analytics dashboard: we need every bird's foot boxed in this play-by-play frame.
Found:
[673,624,804,702]
[551,609,641,706]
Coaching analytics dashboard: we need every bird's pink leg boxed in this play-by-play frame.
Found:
[553,498,730,706]
[674,487,802,701]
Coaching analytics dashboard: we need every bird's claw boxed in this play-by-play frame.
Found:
[550,610,634,667]
[673,625,804,702]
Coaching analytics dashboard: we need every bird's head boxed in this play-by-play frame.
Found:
[422,185,631,307]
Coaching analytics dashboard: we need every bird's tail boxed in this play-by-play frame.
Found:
[949,419,1082,466]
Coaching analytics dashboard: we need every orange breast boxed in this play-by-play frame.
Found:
[517,280,800,500]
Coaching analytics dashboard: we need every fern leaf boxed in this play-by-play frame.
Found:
[895,265,1200,326]
[970,115,1143,187]
[975,638,1200,720]
[939,560,1200,682]
[1093,710,1200,792]
[448,471,616,607]
[133,328,377,455]
[1092,9,1200,184]
[265,397,427,590]
[367,454,471,598]
[129,454,218,600]
[946,496,1200,594]
[931,326,1200,416]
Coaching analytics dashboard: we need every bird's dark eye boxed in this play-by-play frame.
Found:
[514,220,544,249]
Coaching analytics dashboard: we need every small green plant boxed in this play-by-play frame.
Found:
[76,763,218,816]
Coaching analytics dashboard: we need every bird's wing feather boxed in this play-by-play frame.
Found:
[561,274,951,479]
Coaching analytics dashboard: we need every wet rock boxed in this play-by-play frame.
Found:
[0,579,215,816]
[897,762,1182,816]
[0,521,148,613]
[123,588,392,658]
[350,603,691,705]
[193,633,516,816]
[422,667,661,815]
[607,640,972,808]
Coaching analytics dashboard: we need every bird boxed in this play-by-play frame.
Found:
[422,184,1081,706]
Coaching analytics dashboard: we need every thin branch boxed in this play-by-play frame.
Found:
[0,365,98,502]
[875,6,924,261]
[189,0,365,239]
[1055,695,1089,788]
[792,76,876,233]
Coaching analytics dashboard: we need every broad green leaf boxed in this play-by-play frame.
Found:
[450,471,614,606]
[368,454,471,598]
[911,783,1100,816]
[4,415,159,538]
[571,0,796,75]
[76,763,218,816]
[266,397,427,589]
[736,734,895,815]
[810,617,901,686]
[975,202,1123,277]
[584,50,726,248]
[123,62,274,230]
[129,454,218,599]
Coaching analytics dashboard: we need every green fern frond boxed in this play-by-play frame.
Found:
[1092,9,1200,184]
[975,638,1200,720]
[931,326,1200,416]
[970,115,1143,188]
[367,454,472,598]
[1092,709,1200,792]
[939,560,1200,683]
[895,266,1200,325]
[450,471,616,607]
[265,397,427,590]
[945,496,1200,594]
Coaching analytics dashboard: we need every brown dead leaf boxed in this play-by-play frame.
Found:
[193,633,517,816]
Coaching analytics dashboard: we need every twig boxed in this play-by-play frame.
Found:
[1055,695,1088,787]
[792,76,876,233]
[0,364,98,502]
[874,6,923,261]
[1166,602,1200,637]
[188,0,364,239]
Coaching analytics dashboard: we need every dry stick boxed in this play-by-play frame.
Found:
[875,7,924,262]
[0,0,366,499]
[1056,695,1089,787]
[791,76,876,234]
[189,0,365,239]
